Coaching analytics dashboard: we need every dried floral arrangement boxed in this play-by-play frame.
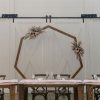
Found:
[24,26,44,39]
[72,40,84,59]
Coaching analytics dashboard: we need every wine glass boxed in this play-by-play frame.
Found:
[57,74,61,80]
[46,72,49,79]
[32,74,35,79]
[50,72,54,79]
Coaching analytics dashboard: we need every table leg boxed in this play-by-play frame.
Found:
[74,85,84,100]
[18,85,25,100]
[9,85,16,100]
[74,87,78,100]
[86,85,93,100]
[77,85,84,100]
[24,87,28,100]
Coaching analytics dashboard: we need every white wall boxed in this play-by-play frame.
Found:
[0,0,100,80]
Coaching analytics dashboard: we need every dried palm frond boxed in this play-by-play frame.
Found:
[24,26,44,39]
[72,40,84,59]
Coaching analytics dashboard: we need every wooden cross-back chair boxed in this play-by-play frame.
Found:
[0,75,6,100]
[31,74,48,100]
[53,74,71,100]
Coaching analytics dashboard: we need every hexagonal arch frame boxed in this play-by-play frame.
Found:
[14,25,83,79]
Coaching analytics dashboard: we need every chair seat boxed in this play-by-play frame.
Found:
[55,90,71,94]
[31,90,48,94]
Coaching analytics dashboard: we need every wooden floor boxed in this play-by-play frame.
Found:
[4,93,86,100]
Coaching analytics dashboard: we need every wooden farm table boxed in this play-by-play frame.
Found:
[84,80,100,100]
[0,79,18,100]
[18,79,84,100]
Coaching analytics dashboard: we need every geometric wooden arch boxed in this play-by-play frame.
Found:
[14,25,83,79]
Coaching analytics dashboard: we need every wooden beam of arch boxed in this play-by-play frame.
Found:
[14,25,83,79]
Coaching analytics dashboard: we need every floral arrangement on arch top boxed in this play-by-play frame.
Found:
[24,26,44,39]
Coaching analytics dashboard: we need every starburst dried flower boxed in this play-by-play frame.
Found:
[72,40,84,59]
[24,26,44,39]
